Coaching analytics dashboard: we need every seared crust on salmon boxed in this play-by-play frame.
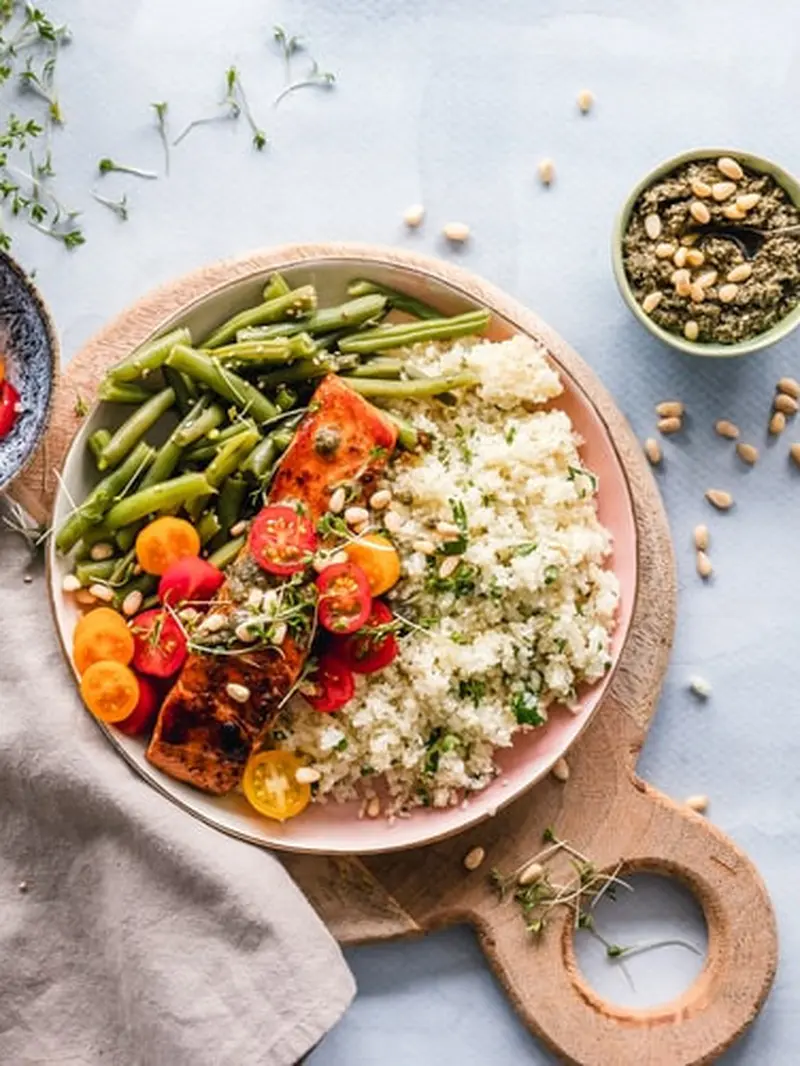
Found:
[146,376,397,794]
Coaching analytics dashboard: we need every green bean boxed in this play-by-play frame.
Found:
[97,387,175,471]
[97,380,155,405]
[255,356,340,389]
[342,357,403,379]
[241,435,277,479]
[183,422,259,464]
[74,558,119,586]
[186,428,259,520]
[115,525,140,552]
[272,428,294,452]
[107,327,192,383]
[238,294,388,342]
[288,331,317,358]
[74,522,115,558]
[196,510,222,545]
[172,401,226,447]
[203,286,318,348]
[105,473,214,529]
[55,442,156,554]
[217,474,247,536]
[262,272,291,301]
[344,372,479,399]
[338,309,491,354]
[163,366,197,416]
[207,534,246,571]
[207,338,293,366]
[275,385,298,411]
[386,412,420,451]
[88,429,112,465]
[346,279,441,320]
[112,572,157,612]
[109,547,137,587]
[167,346,278,423]
[140,397,210,490]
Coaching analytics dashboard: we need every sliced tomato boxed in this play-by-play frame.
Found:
[159,556,225,607]
[249,504,317,575]
[242,750,311,821]
[131,608,188,678]
[303,653,355,713]
[336,600,399,675]
[0,380,20,439]
[115,675,160,736]
[316,562,371,635]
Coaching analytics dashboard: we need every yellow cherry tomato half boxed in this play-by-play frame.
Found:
[242,750,312,821]
[344,533,401,596]
[80,660,140,723]
[73,608,135,675]
[136,516,200,576]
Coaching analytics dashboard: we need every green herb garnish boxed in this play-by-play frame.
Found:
[511,690,546,727]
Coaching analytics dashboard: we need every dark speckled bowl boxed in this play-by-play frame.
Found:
[0,251,58,492]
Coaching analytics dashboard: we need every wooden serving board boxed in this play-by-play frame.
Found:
[15,245,777,1066]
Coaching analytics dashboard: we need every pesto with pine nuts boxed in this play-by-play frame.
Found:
[623,157,800,344]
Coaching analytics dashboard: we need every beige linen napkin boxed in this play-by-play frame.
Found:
[0,520,354,1066]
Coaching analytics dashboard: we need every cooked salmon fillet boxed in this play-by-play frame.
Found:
[146,376,398,794]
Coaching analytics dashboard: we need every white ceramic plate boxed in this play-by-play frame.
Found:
[49,251,637,854]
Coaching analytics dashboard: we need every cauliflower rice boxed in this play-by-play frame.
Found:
[273,332,620,812]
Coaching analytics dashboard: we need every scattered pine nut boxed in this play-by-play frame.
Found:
[463,846,485,871]
[438,555,460,579]
[790,443,800,467]
[658,416,682,435]
[89,584,114,603]
[689,201,711,224]
[685,794,709,813]
[369,489,392,510]
[235,622,257,642]
[344,505,369,526]
[705,489,733,511]
[684,320,699,341]
[685,248,705,268]
[551,757,570,782]
[538,158,555,186]
[727,262,752,283]
[89,542,114,561]
[689,676,712,699]
[577,89,594,113]
[383,510,403,534]
[403,203,425,228]
[711,181,736,202]
[696,551,713,579]
[642,291,662,314]
[366,796,381,819]
[328,487,346,514]
[778,377,800,399]
[295,767,321,785]
[717,156,744,181]
[689,282,706,304]
[436,520,461,537]
[671,267,690,286]
[696,270,718,289]
[775,392,799,416]
[723,204,747,221]
[769,411,786,436]
[693,524,709,551]
[122,590,143,616]
[736,442,759,465]
[673,247,688,268]
[714,419,739,439]
[656,401,684,418]
[518,861,545,886]
[655,242,676,259]
[644,437,662,465]
[61,574,81,593]
[412,538,436,556]
[229,520,247,537]
[690,178,712,198]
[676,278,692,297]
[718,283,738,304]
[736,192,761,212]
[226,682,251,703]
[443,221,470,243]
[644,213,662,240]
[75,589,96,606]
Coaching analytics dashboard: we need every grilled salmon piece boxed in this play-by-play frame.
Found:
[146,376,397,794]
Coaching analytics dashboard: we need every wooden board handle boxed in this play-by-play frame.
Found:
[469,778,777,1066]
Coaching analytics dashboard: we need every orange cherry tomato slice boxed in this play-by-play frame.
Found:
[344,533,401,596]
[80,660,140,723]
[136,516,200,576]
[73,610,134,675]
[242,750,312,821]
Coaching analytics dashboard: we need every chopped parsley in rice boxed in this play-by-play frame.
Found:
[272,333,619,812]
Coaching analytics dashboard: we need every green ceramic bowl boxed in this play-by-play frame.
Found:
[612,148,800,357]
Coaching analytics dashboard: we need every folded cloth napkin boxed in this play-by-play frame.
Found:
[0,521,355,1066]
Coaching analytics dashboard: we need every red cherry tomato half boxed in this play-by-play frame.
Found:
[303,653,355,714]
[131,608,188,678]
[0,380,20,439]
[316,562,372,635]
[158,555,225,607]
[249,504,317,576]
[336,600,399,675]
[115,675,160,736]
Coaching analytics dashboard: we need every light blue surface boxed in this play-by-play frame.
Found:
[6,1,799,1062]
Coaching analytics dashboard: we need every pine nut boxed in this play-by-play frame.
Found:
[723,204,747,221]
[328,487,346,514]
[685,794,709,813]
[644,437,662,465]
[642,291,662,314]
[778,376,800,398]
[644,213,662,240]
[711,181,737,202]
[685,248,705,268]
[412,538,436,556]
[655,242,676,259]
[438,555,460,579]
[696,270,718,288]
[689,201,711,224]
[229,520,247,537]
[202,612,227,633]
[689,676,712,699]
[436,521,461,537]
[736,442,759,465]
[443,221,470,243]
[577,88,594,113]
[736,193,761,212]
[681,233,699,246]
[696,551,713,579]
[718,283,738,304]
[344,505,369,526]
[684,320,699,341]
[705,489,733,511]
[717,156,744,181]
[403,203,425,228]
[89,584,114,603]
[770,411,786,435]
[656,401,684,418]
[235,622,257,642]
[775,393,799,416]
[690,178,712,198]
[714,419,739,439]
[296,766,321,785]
[518,861,545,886]
[676,279,692,297]
[61,574,81,593]
[366,796,381,819]
[369,489,392,511]
[225,682,250,703]
[75,589,96,606]
[694,524,709,551]
[122,590,143,616]
[551,757,570,782]
[89,542,114,561]
[671,268,691,287]
[689,283,706,304]
[658,416,682,434]
[727,263,752,283]
[463,846,485,871]
[383,510,403,534]
[538,158,555,185]
[790,443,800,467]
[673,247,688,268]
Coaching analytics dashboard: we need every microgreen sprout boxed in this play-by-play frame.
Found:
[73,392,88,418]
[19,54,61,123]
[97,157,158,180]
[273,24,302,82]
[273,58,336,108]
[91,188,129,221]
[151,101,170,174]
[173,66,266,151]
